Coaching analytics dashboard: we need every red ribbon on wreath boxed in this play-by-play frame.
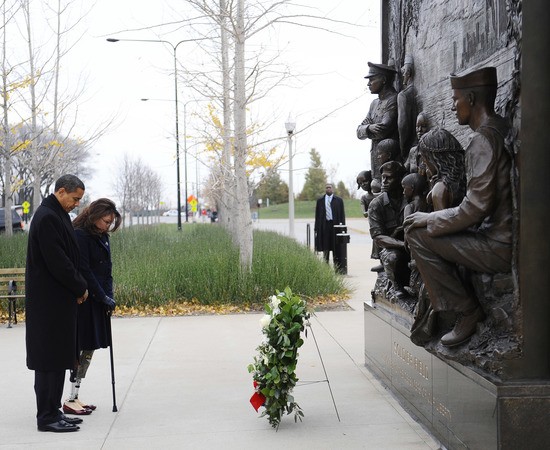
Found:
[250,380,266,412]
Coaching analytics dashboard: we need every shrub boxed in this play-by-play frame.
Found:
[0,224,346,312]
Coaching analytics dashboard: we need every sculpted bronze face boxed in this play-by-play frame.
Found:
[401,64,413,87]
[402,181,414,201]
[416,114,429,140]
[381,168,401,195]
[420,154,437,179]
[357,176,371,192]
[367,75,385,95]
[451,89,471,126]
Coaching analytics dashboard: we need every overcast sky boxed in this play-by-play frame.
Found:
[69,0,381,207]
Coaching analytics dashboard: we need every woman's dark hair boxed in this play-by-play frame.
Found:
[418,127,466,207]
[73,198,122,235]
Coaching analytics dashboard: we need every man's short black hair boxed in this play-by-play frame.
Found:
[54,174,85,193]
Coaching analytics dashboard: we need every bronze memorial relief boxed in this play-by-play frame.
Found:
[359,2,550,448]
[359,62,519,375]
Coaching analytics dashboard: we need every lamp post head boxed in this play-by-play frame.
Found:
[285,119,296,136]
[106,38,119,42]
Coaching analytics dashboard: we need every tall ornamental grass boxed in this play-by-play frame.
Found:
[0,224,346,309]
[0,233,27,267]
[110,224,346,306]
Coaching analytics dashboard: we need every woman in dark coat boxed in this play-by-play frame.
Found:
[63,198,122,415]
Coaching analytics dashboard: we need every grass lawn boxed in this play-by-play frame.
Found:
[255,199,363,219]
[0,224,348,321]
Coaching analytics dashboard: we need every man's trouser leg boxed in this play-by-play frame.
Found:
[407,228,511,313]
[35,369,65,426]
[323,220,334,263]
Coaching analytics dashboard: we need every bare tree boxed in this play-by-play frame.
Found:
[0,0,22,236]
[178,0,355,269]
[11,0,111,211]
[112,154,163,227]
[110,1,354,267]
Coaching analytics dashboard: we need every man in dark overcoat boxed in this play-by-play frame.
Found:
[26,174,88,432]
[314,183,346,268]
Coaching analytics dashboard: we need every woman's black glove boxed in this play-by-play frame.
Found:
[103,295,116,312]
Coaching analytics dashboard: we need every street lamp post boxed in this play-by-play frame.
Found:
[285,119,296,238]
[141,97,193,223]
[107,37,194,230]
[183,102,189,222]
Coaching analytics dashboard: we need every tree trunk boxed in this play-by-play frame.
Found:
[22,1,42,211]
[1,1,12,235]
[218,0,234,232]
[233,0,253,269]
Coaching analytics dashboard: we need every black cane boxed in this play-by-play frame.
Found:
[106,310,118,412]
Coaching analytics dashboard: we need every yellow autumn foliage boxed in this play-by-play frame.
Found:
[0,295,350,323]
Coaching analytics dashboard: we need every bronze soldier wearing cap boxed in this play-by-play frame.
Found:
[404,66,513,347]
[357,62,400,180]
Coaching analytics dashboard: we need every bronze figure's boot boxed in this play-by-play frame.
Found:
[440,306,485,347]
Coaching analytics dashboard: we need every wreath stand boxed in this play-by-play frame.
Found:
[297,317,341,422]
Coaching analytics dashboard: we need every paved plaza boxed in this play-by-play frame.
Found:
[0,219,441,449]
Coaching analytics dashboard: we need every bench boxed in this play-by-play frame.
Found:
[0,268,25,328]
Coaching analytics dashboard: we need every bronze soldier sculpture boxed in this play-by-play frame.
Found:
[404,67,513,347]
[357,62,399,179]
[397,55,418,161]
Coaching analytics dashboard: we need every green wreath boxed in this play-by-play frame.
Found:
[248,287,310,429]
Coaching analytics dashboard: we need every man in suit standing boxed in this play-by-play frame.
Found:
[26,174,89,432]
[314,183,346,270]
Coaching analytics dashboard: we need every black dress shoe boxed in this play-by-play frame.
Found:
[61,415,83,424]
[38,420,80,432]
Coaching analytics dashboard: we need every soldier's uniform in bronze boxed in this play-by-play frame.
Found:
[357,89,399,180]
[407,114,512,313]
[357,62,399,180]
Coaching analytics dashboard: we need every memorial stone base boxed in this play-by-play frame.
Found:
[364,295,550,450]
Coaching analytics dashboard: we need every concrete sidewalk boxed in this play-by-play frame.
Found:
[0,219,441,449]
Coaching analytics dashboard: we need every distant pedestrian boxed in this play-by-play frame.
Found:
[314,183,346,268]
[63,198,122,415]
[26,174,88,433]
